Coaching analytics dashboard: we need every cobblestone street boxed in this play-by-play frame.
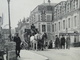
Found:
[17,50,48,60]
[31,47,80,60]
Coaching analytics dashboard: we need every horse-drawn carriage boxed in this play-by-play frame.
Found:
[23,24,48,50]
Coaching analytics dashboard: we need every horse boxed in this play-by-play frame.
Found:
[34,33,43,50]
[30,35,35,50]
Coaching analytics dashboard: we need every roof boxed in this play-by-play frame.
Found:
[40,3,57,6]
[31,3,57,13]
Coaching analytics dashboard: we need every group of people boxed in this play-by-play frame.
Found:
[13,31,48,58]
[55,35,71,49]
[30,30,47,51]
[12,33,71,58]
[12,24,48,58]
[13,24,71,58]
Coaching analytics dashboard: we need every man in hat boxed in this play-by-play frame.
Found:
[14,33,21,58]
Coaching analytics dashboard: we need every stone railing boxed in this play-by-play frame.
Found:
[5,41,16,60]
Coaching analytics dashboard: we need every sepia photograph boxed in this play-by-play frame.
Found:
[0,0,80,60]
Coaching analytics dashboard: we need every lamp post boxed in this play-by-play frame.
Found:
[7,0,12,41]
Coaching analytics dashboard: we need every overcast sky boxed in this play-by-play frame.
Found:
[0,0,66,29]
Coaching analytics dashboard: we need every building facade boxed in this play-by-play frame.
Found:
[29,2,56,40]
[52,0,80,43]
[17,0,80,44]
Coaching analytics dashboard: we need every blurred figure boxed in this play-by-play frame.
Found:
[31,24,35,30]
[61,35,65,49]
[42,32,47,50]
[27,35,30,50]
[66,36,70,49]
[30,33,35,50]
[13,33,21,58]
[49,40,53,49]
[55,35,60,49]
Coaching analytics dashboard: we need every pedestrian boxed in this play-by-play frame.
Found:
[66,36,70,49]
[13,33,21,58]
[53,41,55,48]
[49,40,53,49]
[61,35,65,49]
[55,35,60,49]
[41,32,47,50]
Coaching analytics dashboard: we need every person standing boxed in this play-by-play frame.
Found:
[61,35,65,49]
[55,35,60,49]
[66,36,70,49]
[49,40,53,49]
[42,32,47,50]
[13,33,21,58]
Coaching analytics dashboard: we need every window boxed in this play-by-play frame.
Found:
[63,20,65,29]
[74,16,77,26]
[47,15,50,21]
[52,24,54,32]
[74,36,77,43]
[55,23,56,31]
[38,15,40,21]
[74,0,75,9]
[75,0,78,9]
[47,23,51,32]
[47,6,53,11]
[41,10,46,21]
[59,22,60,30]
[68,18,70,28]
[42,25,46,32]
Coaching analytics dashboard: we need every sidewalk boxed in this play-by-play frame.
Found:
[18,50,49,60]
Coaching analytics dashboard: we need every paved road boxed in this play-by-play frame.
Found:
[17,50,48,60]
[32,47,80,60]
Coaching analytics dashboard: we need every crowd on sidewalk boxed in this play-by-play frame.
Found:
[54,35,70,49]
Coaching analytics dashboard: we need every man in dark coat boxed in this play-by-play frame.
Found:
[61,35,65,49]
[31,24,35,30]
[55,35,60,49]
[14,33,21,58]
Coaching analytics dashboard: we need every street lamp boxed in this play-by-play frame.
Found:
[7,0,12,41]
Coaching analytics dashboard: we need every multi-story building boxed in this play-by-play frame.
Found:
[52,0,80,44]
[29,2,56,41]
[17,18,30,41]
